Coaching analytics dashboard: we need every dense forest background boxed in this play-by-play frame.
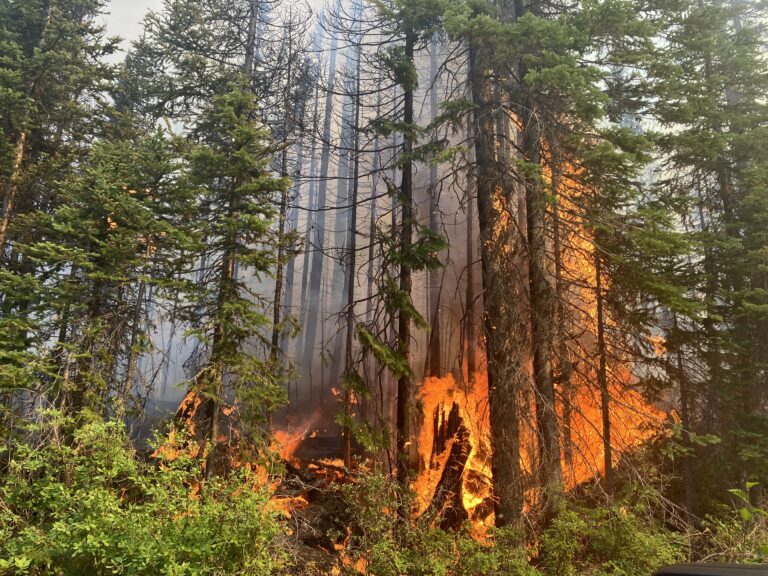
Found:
[1,0,768,574]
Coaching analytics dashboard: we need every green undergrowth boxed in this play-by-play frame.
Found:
[0,411,285,576]
[2,416,767,576]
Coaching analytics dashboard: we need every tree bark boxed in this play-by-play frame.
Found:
[396,28,416,488]
[594,244,613,495]
[469,42,524,530]
[522,106,564,522]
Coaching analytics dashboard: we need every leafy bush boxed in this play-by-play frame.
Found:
[692,485,768,563]
[539,498,684,576]
[338,472,538,576]
[0,411,286,576]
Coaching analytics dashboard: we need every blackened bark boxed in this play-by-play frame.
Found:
[469,43,524,530]
[342,15,363,467]
[594,245,613,495]
[522,107,564,521]
[427,33,443,378]
[301,24,339,373]
[551,166,573,473]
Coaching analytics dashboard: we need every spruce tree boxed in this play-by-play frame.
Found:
[183,86,290,475]
[0,0,117,259]
[0,124,196,420]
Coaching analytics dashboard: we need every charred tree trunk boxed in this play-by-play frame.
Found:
[366,87,383,326]
[296,80,322,366]
[465,116,477,385]
[427,33,443,378]
[123,275,148,411]
[328,69,356,392]
[302,23,339,374]
[522,107,564,522]
[271,184,289,360]
[342,17,363,468]
[469,43,524,530]
[551,164,574,474]
[673,314,696,519]
[429,403,471,529]
[594,244,613,495]
[244,0,258,79]
[270,13,297,362]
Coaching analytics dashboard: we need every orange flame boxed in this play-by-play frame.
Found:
[412,366,665,534]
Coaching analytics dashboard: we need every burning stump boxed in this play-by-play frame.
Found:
[421,402,471,529]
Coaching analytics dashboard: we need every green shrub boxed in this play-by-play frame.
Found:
[693,486,768,563]
[539,500,684,576]
[338,472,538,576]
[0,410,286,576]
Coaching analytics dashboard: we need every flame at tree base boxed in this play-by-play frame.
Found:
[412,371,665,535]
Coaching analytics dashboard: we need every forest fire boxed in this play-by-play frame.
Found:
[412,367,665,533]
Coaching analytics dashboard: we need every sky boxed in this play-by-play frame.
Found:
[104,0,162,48]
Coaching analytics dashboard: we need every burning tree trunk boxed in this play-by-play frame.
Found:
[428,403,471,529]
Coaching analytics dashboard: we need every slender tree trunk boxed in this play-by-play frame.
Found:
[466,173,476,385]
[522,106,564,521]
[342,15,363,467]
[271,184,289,360]
[296,81,321,366]
[123,278,148,410]
[427,33,443,378]
[695,186,724,489]
[469,42,523,529]
[205,168,242,478]
[269,9,296,362]
[302,22,339,375]
[281,133,306,351]
[551,163,573,474]
[594,244,613,495]
[673,315,696,520]
[366,87,382,326]
[328,70,356,390]
[396,28,416,488]
[244,0,258,79]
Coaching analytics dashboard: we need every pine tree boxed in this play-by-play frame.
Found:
[0,0,117,259]
[183,86,290,475]
[0,124,196,421]
[651,0,768,508]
